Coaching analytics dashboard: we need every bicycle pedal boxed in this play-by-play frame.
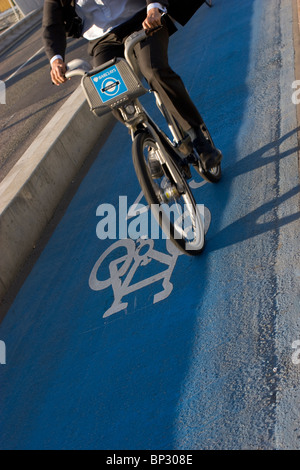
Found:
[177,136,194,156]
[186,154,199,165]
[180,162,192,180]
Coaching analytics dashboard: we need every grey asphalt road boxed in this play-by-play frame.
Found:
[0,23,91,183]
[0,0,299,451]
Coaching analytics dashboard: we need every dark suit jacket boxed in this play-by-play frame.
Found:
[42,0,206,61]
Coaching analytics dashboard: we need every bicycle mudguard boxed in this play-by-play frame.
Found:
[81,58,148,117]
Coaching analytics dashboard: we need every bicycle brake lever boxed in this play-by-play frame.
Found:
[145,25,163,36]
[65,59,92,79]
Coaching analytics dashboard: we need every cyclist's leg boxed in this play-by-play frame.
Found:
[88,9,146,67]
[88,33,124,67]
[133,22,202,133]
[133,22,222,170]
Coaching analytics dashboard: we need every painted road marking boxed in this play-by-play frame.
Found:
[4,46,44,83]
[1,0,298,450]
[89,238,182,318]
[0,340,6,365]
[90,186,211,318]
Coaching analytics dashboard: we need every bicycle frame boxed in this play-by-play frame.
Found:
[64,27,211,254]
[65,27,198,183]
[66,27,195,156]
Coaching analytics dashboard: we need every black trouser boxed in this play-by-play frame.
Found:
[88,11,202,132]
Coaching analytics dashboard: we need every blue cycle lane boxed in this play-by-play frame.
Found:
[0,0,299,450]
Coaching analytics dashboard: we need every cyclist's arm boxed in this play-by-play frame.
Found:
[146,0,169,10]
[50,58,68,86]
[42,0,68,85]
[143,3,168,30]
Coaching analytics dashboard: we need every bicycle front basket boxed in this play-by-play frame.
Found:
[81,58,148,117]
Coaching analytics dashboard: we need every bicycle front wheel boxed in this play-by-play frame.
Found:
[132,130,205,255]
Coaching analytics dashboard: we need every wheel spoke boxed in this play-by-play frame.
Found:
[132,131,205,254]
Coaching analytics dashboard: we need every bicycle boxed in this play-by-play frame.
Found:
[65,26,222,256]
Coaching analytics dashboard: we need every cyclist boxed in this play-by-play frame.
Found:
[42,0,222,171]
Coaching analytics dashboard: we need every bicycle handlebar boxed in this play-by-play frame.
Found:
[124,26,162,77]
[65,26,162,80]
[65,59,92,79]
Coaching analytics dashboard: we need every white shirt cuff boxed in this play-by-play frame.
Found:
[50,55,64,65]
[147,3,167,13]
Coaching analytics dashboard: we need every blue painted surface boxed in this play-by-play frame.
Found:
[0,0,299,450]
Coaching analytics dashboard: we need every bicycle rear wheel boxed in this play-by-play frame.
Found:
[132,130,205,255]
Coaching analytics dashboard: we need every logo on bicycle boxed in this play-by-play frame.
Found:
[92,65,128,103]
[101,78,121,96]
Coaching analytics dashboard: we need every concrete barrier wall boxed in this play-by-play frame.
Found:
[0,86,115,300]
[0,7,42,55]
[14,0,42,16]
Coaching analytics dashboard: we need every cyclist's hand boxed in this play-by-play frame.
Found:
[142,7,162,33]
[51,59,68,86]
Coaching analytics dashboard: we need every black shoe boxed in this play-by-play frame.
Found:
[148,148,164,178]
[180,161,192,180]
[199,147,222,171]
[193,130,222,171]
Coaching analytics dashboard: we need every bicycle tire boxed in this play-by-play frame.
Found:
[132,130,205,255]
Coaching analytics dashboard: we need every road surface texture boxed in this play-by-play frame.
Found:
[0,23,90,182]
[0,0,299,450]
[0,10,18,33]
